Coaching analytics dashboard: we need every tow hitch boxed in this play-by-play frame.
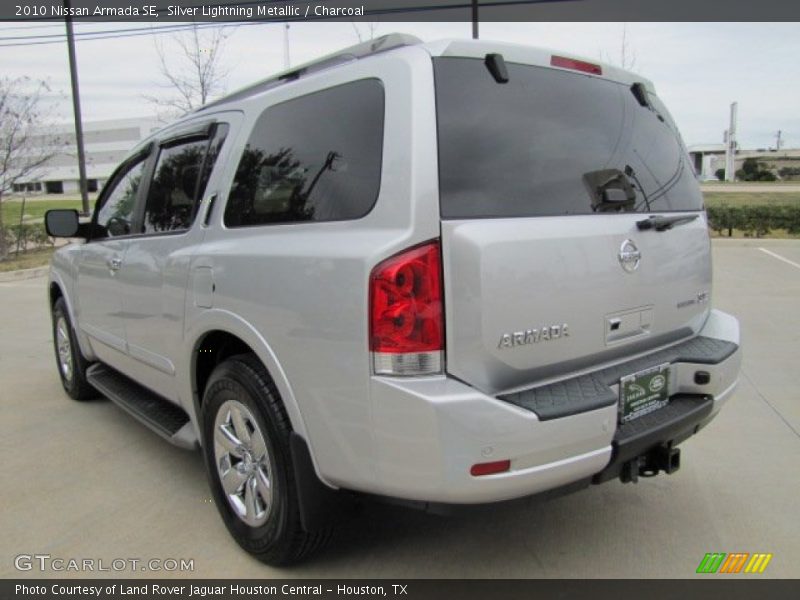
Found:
[620,445,681,484]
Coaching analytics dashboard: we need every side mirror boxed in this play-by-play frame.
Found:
[45,209,81,238]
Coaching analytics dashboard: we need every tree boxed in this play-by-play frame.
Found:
[741,157,759,179]
[145,24,231,119]
[778,166,800,180]
[715,168,725,181]
[737,157,776,182]
[0,77,64,260]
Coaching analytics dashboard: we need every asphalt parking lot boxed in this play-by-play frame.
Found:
[1,239,798,579]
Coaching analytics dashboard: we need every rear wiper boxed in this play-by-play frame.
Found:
[636,214,699,231]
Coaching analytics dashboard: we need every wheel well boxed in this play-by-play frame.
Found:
[49,282,63,308]
[194,330,254,406]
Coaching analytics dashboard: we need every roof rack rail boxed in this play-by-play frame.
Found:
[197,33,422,112]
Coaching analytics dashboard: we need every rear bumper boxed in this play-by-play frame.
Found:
[364,309,740,504]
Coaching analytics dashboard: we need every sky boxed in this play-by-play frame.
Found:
[1,21,799,149]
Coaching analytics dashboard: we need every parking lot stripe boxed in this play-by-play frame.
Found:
[758,247,800,270]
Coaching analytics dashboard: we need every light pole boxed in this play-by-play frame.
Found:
[724,102,738,182]
[283,23,290,68]
[63,0,90,216]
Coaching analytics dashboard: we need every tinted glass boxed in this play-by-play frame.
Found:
[94,159,145,238]
[224,79,384,227]
[141,139,208,234]
[434,58,703,219]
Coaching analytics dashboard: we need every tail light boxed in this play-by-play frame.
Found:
[369,240,444,376]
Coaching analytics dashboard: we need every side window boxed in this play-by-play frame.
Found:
[94,159,146,238]
[141,139,208,234]
[224,79,384,227]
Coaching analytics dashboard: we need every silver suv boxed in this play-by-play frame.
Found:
[45,34,741,565]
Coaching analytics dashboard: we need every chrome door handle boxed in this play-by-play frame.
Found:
[107,257,122,272]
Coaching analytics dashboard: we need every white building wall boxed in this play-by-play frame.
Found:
[11,116,162,195]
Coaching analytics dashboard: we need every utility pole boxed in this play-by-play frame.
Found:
[283,23,290,68]
[63,0,90,216]
[472,0,479,39]
[724,102,738,182]
[776,130,783,151]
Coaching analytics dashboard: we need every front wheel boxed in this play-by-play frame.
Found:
[201,354,330,565]
[51,297,96,401]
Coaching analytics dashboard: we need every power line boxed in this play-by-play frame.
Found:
[0,22,243,47]
[0,23,66,31]
[0,22,235,44]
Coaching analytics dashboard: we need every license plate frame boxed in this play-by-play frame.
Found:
[619,362,671,424]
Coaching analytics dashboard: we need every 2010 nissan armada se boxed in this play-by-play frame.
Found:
[46,35,741,565]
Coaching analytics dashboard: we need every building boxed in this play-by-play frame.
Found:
[688,144,800,181]
[11,116,162,195]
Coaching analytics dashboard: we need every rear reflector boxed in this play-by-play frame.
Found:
[370,240,444,376]
[470,459,511,477]
[550,55,603,75]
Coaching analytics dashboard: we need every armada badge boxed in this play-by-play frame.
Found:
[498,324,569,349]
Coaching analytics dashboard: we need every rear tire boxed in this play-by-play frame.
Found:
[201,354,330,565]
[51,297,97,401]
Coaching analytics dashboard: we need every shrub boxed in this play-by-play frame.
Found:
[0,223,53,254]
[707,204,800,237]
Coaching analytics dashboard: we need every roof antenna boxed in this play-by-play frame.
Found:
[472,0,479,39]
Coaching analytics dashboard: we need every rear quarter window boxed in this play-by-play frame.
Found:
[224,79,384,227]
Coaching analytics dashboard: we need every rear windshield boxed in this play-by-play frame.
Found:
[434,58,703,219]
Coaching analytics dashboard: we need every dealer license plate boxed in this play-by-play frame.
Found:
[619,363,671,423]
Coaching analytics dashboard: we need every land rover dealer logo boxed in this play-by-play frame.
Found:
[619,239,641,273]
[649,374,666,393]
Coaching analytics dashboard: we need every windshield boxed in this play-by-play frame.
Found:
[434,57,703,219]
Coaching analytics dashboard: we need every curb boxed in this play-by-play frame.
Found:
[0,266,49,283]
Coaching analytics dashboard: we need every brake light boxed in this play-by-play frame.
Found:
[369,240,444,376]
[550,55,603,75]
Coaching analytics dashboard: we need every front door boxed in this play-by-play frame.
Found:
[77,155,148,368]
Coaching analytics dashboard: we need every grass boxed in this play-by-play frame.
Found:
[0,247,56,272]
[703,192,800,207]
[2,198,84,225]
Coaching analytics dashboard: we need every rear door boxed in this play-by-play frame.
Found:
[116,116,234,401]
[435,57,710,394]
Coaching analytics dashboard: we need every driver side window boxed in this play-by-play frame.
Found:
[94,159,146,239]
